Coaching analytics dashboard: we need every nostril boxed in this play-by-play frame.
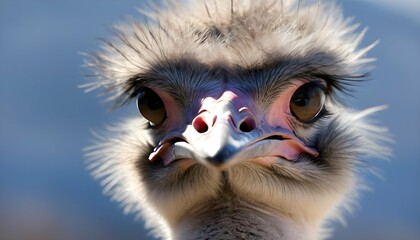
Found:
[193,117,209,133]
[212,115,217,127]
[239,117,256,132]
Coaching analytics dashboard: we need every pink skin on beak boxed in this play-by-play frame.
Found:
[149,84,319,169]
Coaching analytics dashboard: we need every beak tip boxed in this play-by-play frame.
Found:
[202,149,244,171]
[205,154,227,166]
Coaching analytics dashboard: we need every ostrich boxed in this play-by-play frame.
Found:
[84,0,389,239]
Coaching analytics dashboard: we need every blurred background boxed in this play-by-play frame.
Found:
[0,0,419,239]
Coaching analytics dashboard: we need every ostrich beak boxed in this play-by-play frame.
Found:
[191,121,253,167]
[186,118,319,169]
[149,91,318,169]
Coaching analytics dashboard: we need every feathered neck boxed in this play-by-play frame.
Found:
[171,184,319,240]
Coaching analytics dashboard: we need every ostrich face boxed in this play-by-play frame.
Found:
[132,61,350,226]
[85,0,388,238]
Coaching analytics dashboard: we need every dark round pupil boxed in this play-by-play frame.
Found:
[292,92,310,106]
[141,89,163,111]
[147,94,163,110]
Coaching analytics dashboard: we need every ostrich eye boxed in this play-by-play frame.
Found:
[137,88,167,126]
[290,82,326,122]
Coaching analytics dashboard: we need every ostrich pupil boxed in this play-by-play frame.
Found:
[148,94,163,110]
[292,93,310,107]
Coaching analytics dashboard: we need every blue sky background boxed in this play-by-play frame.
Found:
[0,0,419,239]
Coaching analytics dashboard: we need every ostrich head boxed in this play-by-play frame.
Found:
[84,0,389,239]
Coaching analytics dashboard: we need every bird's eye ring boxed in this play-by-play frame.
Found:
[290,82,326,123]
[137,88,167,126]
